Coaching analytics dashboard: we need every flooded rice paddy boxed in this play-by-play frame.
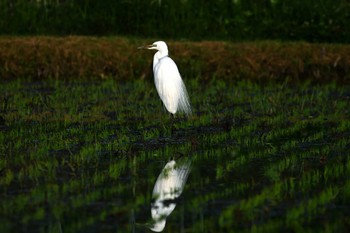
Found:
[0,78,350,233]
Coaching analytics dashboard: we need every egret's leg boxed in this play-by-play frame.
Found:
[170,113,177,135]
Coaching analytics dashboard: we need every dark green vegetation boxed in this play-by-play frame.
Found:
[1,0,350,42]
[1,78,349,232]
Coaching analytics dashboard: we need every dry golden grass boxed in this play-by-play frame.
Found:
[0,36,349,83]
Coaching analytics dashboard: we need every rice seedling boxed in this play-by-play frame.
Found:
[0,77,349,233]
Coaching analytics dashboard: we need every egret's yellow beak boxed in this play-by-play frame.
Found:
[138,44,155,50]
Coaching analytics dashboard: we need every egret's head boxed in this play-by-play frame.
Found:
[139,41,168,53]
[136,220,166,233]
[149,219,166,232]
[148,41,167,51]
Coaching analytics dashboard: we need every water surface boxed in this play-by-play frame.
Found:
[0,79,349,232]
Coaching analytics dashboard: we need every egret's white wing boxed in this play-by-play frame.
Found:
[152,160,190,199]
[154,57,191,115]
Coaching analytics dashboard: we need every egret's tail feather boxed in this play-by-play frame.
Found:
[178,82,192,116]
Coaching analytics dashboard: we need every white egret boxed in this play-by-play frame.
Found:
[139,41,192,116]
[149,159,191,232]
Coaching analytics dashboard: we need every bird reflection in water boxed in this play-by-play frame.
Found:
[149,158,191,232]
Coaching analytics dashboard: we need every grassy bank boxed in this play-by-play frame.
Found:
[0,36,350,83]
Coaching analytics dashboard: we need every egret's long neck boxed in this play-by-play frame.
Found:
[153,49,169,70]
